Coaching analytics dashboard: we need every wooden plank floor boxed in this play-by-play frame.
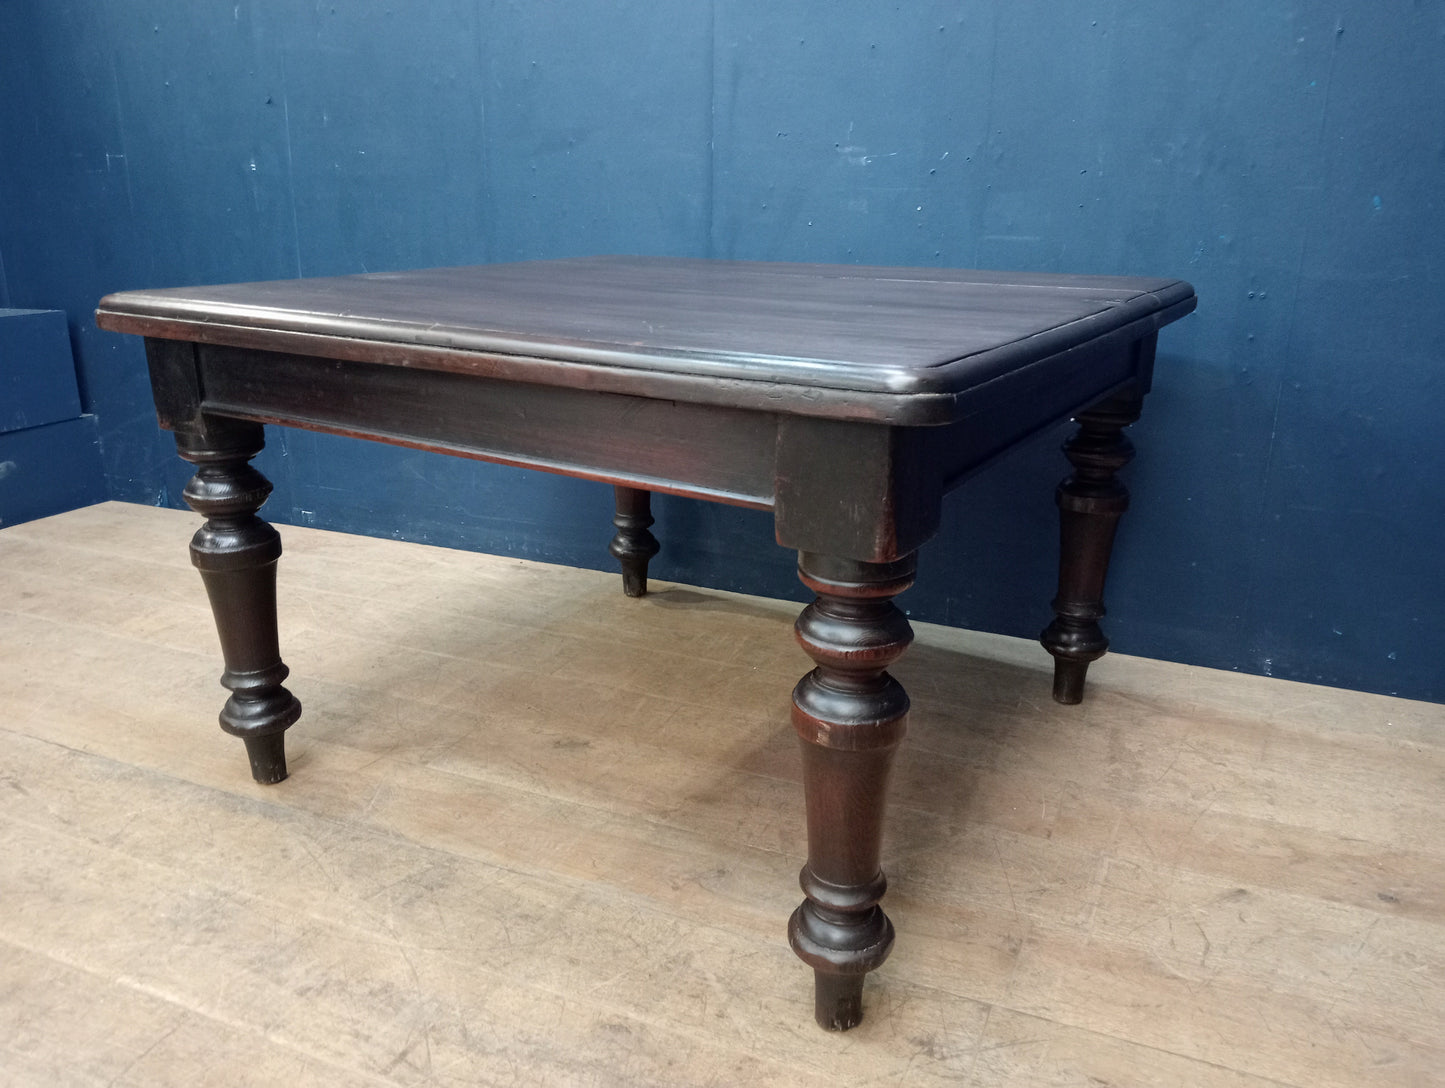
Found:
[2,501,1441,1087]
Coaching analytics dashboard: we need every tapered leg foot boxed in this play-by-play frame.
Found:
[177,418,301,783]
[812,969,867,1032]
[609,486,660,597]
[1051,658,1090,706]
[1041,390,1143,704]
[788,552,915,1030]
[243,732,288,784]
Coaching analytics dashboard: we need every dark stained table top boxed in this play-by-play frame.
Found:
[97,256,1195,425]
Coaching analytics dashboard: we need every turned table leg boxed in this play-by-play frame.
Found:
[176,419,301,783]
[788,552,915,1030]
[1040,389,1143,704]
[609,485,660,598]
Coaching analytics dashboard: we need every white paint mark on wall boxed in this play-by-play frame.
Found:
[837,145,897,166]
[278,56,304,278]
[834,120,897,166]
[108,60,137,216]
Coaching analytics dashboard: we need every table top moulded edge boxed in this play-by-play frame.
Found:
[96,257,1197,428]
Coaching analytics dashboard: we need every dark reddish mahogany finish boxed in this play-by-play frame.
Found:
[1040,386,1146,703]
[789,553,915,1029]
[97,257,1194,1028]
[609,486,660,597]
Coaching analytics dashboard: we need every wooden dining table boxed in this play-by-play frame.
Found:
[96,256,1195,1030]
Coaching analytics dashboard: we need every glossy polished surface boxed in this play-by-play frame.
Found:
[97,258,1194,409]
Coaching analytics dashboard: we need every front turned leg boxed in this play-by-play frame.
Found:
[1040,390,1143,704]
[176,420,301,783]
[788,552,915,1030]
[608,485,660,597]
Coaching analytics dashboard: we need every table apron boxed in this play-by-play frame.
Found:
[937,332,1156,492]
[194,345,780,509]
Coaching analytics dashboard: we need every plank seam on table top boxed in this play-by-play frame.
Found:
[95,291,1186,383]
[94,257,1196,418]
[92,315,1175,429]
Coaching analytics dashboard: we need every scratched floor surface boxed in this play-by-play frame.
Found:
[2,502,1441,1087]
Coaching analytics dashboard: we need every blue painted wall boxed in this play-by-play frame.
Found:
[0,308,107,525]
[1,2,1441,702]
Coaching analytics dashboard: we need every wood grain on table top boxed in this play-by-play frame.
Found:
[96,256,1195,400]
